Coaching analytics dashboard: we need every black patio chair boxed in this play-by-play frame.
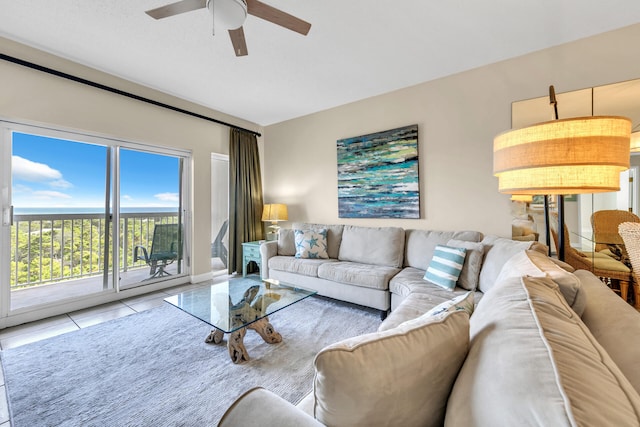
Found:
[134,223,180,278]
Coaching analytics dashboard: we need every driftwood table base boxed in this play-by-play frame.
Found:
[165,277,316,366]
[205,317,282,364]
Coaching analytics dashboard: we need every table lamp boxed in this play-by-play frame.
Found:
[262,204,288,240]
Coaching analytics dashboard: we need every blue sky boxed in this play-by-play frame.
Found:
[12,132,179,208]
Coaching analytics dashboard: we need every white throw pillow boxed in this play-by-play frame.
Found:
[294,229,329,259]
[313,310,470,427]
[423,244,467,290]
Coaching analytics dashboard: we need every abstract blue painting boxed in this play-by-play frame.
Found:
[337,124,420,218]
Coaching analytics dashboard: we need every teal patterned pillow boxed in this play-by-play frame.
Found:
[424,245,467,290]
[426,292,475,317]
[294,229,329,259]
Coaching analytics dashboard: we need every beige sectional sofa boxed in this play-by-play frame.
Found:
[260,223,486,317]
[220,226,640,426]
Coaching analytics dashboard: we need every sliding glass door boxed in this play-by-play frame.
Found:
[119,148,184,289]
[0,121,190,313]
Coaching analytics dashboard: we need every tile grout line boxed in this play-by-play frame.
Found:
[67,313,81,330]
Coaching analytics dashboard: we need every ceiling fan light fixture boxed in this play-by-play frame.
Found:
[207,0,247,29]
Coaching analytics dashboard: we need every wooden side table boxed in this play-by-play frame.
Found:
[242,241,263,277]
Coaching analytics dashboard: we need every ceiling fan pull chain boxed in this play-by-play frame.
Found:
[211,0,216,36]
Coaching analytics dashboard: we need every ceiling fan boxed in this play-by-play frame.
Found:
[145,0,311,57]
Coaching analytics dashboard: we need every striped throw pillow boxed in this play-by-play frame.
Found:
[424,245,467,290]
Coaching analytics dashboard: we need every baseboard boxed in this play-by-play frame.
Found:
[191,271,214,283]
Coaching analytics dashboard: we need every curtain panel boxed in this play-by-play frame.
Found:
[228,129,264,274]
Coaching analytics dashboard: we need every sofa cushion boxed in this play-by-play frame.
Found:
[268,256,336,277]
[338,225,405,268]
[219,387,323,427]
[577,269,640,394]
[404,229,483,270]
[425,291,475,317]
[446,239,484,291]
[381,291,474,333]
[384,268,482,331]
[293,223,344,259]
[314,310,469,427]
[277,228,296,256]
[423,245,467,291]
[294,228,329,259]
[390,267,470,299]
[445,275,640,426]
[495,249,587,316]
[477,236,536,293]
[317,261,400,290]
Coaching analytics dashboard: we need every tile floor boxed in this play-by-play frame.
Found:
[0,274,232,426]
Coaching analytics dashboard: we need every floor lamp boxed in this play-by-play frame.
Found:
[494,86,631,261]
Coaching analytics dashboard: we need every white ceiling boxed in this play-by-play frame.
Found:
[1,1,640,126]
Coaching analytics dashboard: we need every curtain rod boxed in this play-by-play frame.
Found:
[0,52,262,137]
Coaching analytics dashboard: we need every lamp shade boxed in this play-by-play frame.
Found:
[262,204,288,222]
[510,194,533,203]
[494,116,631,195]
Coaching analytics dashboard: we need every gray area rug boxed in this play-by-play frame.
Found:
[1,296,380,426]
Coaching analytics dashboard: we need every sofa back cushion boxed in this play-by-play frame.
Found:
[314,310,469,427]
[576,269,640,395]
[277,229,296,256]
[446,239,485,291]
[404,230,483,271]
[445,275,640,426]
[477,235,538,293]
[495,249,587,316]
[292,223,344,259]
[338,225,405,268]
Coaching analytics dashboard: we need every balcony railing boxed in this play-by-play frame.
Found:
[10,211,179,289]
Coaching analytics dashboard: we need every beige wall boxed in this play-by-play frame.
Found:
[263,23,640,237]
[0,36,263,278]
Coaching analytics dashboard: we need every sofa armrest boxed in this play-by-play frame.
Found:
[218,387,322,427]
[260,241,278,279]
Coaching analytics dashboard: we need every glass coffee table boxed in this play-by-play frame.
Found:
[164,276,317,364]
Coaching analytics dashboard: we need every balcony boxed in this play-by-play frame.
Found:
[9,211,187,310]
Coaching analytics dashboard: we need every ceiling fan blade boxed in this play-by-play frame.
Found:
[229,27,248,56]
[246,0,311,35]
[145,0,206,19]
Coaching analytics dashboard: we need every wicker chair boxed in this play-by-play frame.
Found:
[591,210,640,252]
[549,213,632,301]
[617,222,640,309]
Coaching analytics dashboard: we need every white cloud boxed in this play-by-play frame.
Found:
[32,190,72,200]
[12,156,62,182]
[123,195,133,201]
[155,192,179,202]
[49,179,73,189]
